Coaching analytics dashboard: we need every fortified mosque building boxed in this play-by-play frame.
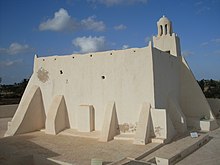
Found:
[5,16,218,145]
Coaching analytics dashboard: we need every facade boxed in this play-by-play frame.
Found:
[5,16,218,144]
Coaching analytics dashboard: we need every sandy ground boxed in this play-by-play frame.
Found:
[1,118,220,165]
[0,118,159,165]
[0,105,220,165]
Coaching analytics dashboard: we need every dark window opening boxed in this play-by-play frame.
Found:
[160,25,163,36]
[90,54,93,57]
[60,70,63,74]
[165,24,168,35]
[101,76,106,79]
[165,50,170,54]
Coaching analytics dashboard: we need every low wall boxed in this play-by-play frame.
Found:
[0,104,18,118]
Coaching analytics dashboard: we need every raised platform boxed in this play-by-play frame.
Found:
[142,133,210,165]
[114,133,135,141]
[59,128,100,139]
[0,117,220,165]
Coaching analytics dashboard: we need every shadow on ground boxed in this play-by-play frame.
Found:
[0,134,60,165]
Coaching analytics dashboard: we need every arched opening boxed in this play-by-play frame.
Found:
[160,25,163,36]
[165,24,168,35]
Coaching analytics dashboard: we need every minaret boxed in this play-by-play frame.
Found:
[153,16,181,57]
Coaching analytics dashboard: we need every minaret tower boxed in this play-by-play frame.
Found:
[153,16,181,57]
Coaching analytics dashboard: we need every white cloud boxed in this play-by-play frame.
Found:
[0,59,23,67]
[114,24,127,30]
[122,45,129,49]
[182,51,194,57]
[81,16,106,32]
[72,36,106,53]
[201,38,220,46]
[196,6,210,14]
[211,38,220,44]
[194,1,211,15]
[201,42,209,46]
[0,43,31,55]
[194,1,203,6]
[39,8,78,32]
[88,0,148,6]
[39,8,105,32]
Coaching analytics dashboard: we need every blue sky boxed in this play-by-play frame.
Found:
[0,0,220,84]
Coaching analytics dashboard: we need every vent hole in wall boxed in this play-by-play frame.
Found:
[101,76,106,79]
[43,59,45,61]
[72,56,74,59]
[110,53,112,55]
[60,70,63,74]
[90,54,93,57]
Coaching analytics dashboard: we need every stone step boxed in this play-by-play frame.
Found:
[151,138,166,144]
[59,129,100,139]
[142,133,210,165]
[114,133,135,141]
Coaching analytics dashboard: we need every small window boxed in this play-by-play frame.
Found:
[101,76,105,79]
[72,56,74,59]
[160,25,163,36]
[165,24,168,35]
[60,70,63,74]
[90,54,93,57]
[110,53,112,55]
[43,59,45,61]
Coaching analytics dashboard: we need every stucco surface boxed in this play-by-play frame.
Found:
[207,98,220,118]
[33,47,154,131]
[5,85,46,136]
[4,16,218,144]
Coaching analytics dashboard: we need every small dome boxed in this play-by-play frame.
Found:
[157,15,173,36]
[158,15,170,24]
